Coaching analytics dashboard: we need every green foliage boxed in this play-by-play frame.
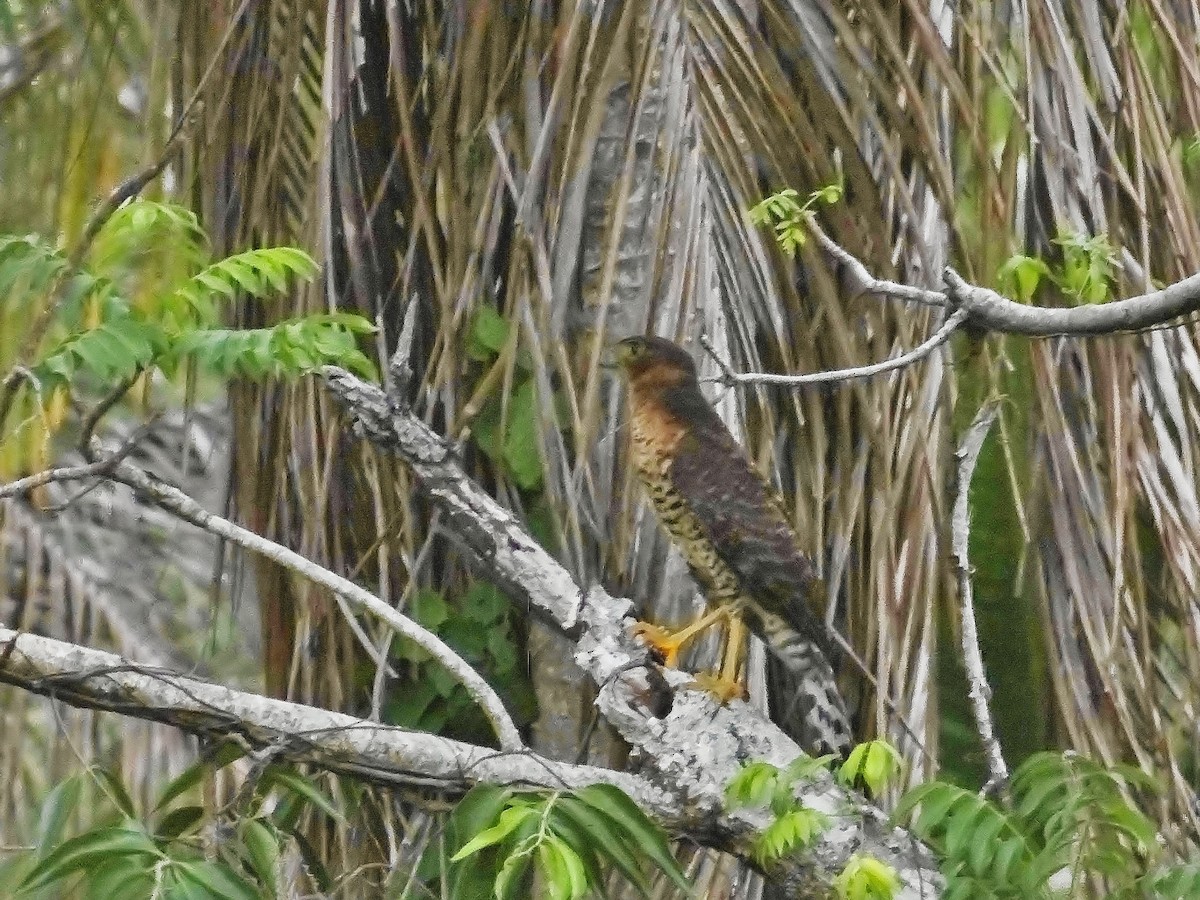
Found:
[3,750,340,899]
[465,306,553,492]
[0,199,377,400]
[893,750,1190,898]
[428,783,692,899]
[838,740,902,798]
[748,183,843,256]
[995,229,1118,307]
[724,754,833,864]
[1052,231,1118,304]
[834,854,901,900]
[384,581,537,743]
[0,235,69,304]
[996,255,1051,303]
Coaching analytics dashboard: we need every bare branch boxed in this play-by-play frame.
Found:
[101,454,524,751]
[3,443,523,751]
[808,220,947,308]
[942,267,1200,336]
[0,626,675,819]
[809,218,1200,337]
[951,402,1010,798]
[702,309,968,388]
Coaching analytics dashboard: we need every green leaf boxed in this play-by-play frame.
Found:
[502,379,544,490]
[753,807,828,863]
[556,796,650,896]
[450,805,538,862]
[171,859,261,900]
[469,305,510,359]
[154,806,205,840]
[487,627,518,674]
[237,819,280,894]
[155,744,246,811]
[996,254,1050,303]
[262,769,341,821]
[409,588,449,631]
[84,857,157,900]
[572,784,691,894]
[493,843,534,900]
[545,806,605,892]
[834,854,901,900]
[91,768,136,820]
[538,836,588,900]
[726,761,780,810]
[383,679,439,725]
[464,582,508,624]
[34,775,83,856]
[19,825,160,893]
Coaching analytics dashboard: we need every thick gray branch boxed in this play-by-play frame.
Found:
[0,626,673,818]
[322,367,943,897]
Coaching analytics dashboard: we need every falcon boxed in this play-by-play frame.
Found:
[615,335,852,757]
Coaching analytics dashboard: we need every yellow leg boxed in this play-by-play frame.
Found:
[720,614,747,684]
[633,603,749,703]
[691,610,747,702]
[631,605,730,667]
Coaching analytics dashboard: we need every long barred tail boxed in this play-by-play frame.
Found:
[766,644,853,759]
[746,602,853,758]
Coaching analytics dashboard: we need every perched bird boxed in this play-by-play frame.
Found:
[615,334,852,757]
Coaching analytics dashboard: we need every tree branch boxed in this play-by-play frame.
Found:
[0,454,524,752]
[0,626,676,820]
[951,402,1010,798]
[810,217,1200,337]
[320,367,943,897]
[700,309,968,388]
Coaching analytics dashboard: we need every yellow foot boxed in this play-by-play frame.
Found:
[631,621,687,667]
[690,672,747,703]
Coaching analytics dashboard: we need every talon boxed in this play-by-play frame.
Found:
[690,672,747,703]
[631,621,685,667]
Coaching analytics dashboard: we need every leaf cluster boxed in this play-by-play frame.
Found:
[1,200,377,404]
[894,750,1199,898]
[747,184,842,257]
[384,581,537,743]
[996,229,1119,306]
[424,783,692,900]
[0,747,342,899]
[723,756,831,867]
[724,746,902,897]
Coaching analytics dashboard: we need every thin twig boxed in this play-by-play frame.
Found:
[951,401,1010,799]
[702,308,968,388]
[0,432,145,500]
[807,220,948,308]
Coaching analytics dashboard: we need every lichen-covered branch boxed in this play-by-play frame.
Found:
[0,626,671,816]
[322,367,943,897]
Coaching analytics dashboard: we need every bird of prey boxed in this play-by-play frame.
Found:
[615,334,852,757]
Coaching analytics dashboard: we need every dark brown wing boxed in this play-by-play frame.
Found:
[662,388,832,657]
[662,387,851,756]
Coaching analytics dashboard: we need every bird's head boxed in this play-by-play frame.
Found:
[613,335,698,392]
